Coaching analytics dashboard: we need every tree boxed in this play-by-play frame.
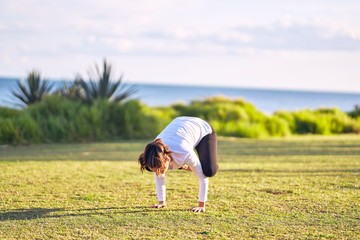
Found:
[11,70,53,107]
[78,59,137,104]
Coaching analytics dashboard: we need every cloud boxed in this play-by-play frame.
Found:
[1,0,360,60]
[3,22,359,60]
[232,21,360,51]
[139,21,360,55]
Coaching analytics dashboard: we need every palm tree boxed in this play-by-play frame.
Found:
[78,59,137,104]
[11,70,53,107]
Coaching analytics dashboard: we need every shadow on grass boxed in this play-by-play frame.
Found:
[0,206,187,221]
[220,169,360,173]
[0,208,62,221]
[219,168,360,177]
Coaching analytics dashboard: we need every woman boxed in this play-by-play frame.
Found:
[138,116,218,212]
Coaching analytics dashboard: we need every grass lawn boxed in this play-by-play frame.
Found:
[0,135,359,239]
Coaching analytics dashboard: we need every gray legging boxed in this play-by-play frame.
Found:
[195,127,218,177]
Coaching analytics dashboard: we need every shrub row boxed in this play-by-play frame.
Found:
[0,96,359,144]
[173,97,359,138]
[0,95,172,144]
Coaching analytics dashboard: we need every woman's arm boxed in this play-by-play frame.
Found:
[187,151,209,212]
[153,173,166,207]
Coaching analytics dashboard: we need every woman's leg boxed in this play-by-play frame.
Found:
[195,128,218,177]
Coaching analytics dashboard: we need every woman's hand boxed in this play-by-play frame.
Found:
[181,164,192,171]
[191,201,205,212]
[151,201,167,208]
[191,206,205,212]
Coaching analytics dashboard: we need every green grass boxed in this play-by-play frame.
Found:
[0,135,359,239]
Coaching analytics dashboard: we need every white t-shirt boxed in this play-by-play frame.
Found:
[153,116,213,202]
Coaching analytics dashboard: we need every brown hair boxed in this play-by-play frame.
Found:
[138,138,172,176]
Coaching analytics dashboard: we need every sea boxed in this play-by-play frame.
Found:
[1,77,360,115]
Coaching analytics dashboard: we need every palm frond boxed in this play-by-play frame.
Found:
[11,70,52,107]
[77,59,137,104]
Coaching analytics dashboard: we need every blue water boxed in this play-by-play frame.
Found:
[1,77,360,114]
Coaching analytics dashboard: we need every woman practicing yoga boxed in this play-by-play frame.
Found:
[138,116,218,212]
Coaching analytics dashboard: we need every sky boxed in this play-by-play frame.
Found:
[1,0,360,93]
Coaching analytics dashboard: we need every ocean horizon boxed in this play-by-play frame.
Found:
[1,77,360,114]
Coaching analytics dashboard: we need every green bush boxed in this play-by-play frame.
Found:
[73,106,97,141]
[26,95,84,142]
[22,96,167,142]
[235,122,269,138]
[113,100,164,139]
[320,108,360,133]
[172,96,268,134]
[0,109,41,144]
[0,95,359,144]
[26,95,117,142]
[0,107,20,118]
[14,113,41,143]
[279,108,360,135]
[86,100,112,141]
[292,110,317,134]
[265,116,291,137]
[173,96,257,122]
[217,120,238,136]
[142,106,177,135]
[0,118,18,144]
[274,111,296,133]
[111,100,143,138]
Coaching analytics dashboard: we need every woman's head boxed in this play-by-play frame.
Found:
[138,138,172,176]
